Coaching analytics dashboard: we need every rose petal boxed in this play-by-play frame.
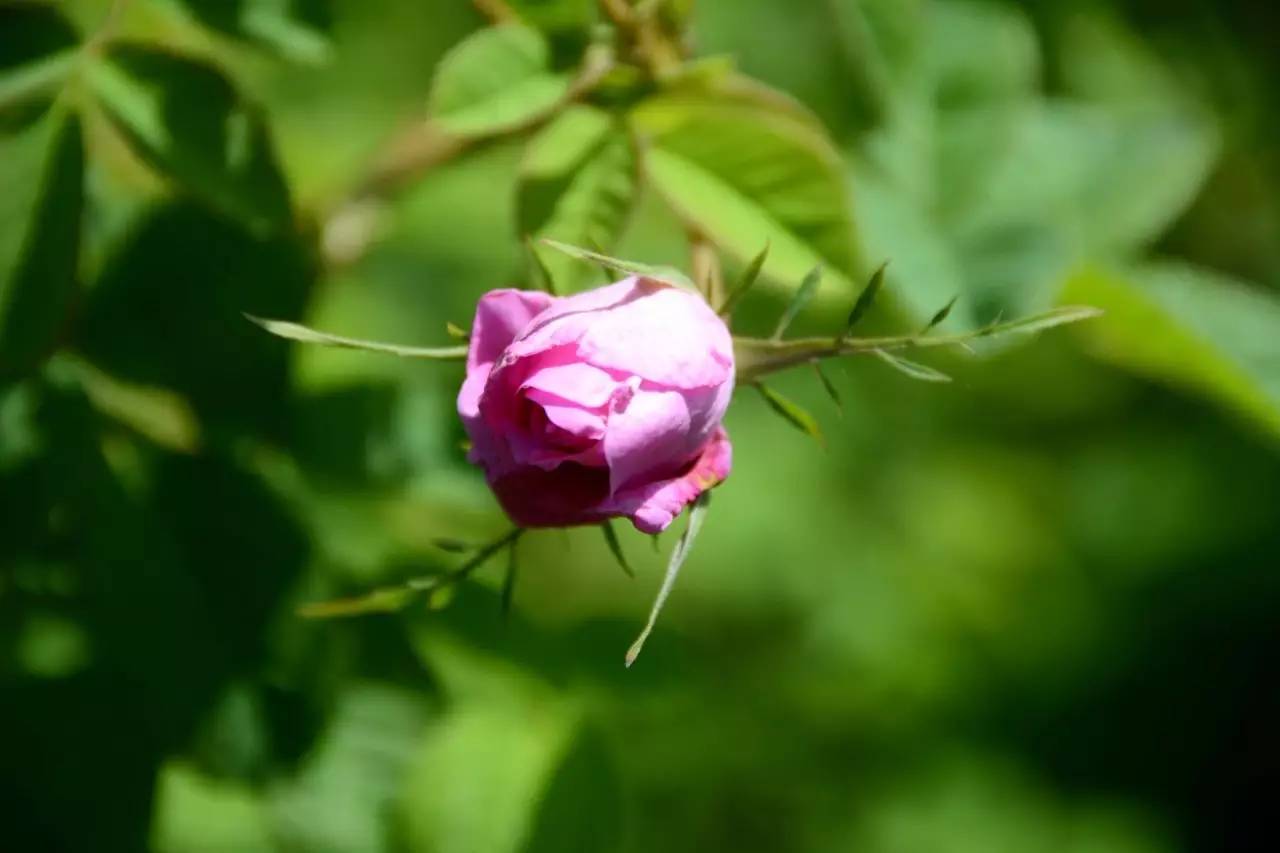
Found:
[521,362,617,408]
[604,427,732,533]
[602,387,695,495]
[468,288,558,375]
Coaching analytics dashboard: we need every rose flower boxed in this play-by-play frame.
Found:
[457,277,734,533]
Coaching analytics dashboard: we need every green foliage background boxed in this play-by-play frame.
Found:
[3,1,1280,851]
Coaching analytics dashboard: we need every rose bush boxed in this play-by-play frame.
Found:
[457,276,735,533]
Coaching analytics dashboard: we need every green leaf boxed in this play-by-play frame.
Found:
[0,4,79,132]
[631,77,859,316]
[166,0,333,65]
[718,240,769,317]
[772,265,822,339]
[0,109,82,379]
[1064,263,1280,438]
[922,295,959,332]
[519,106,638,292]
[871,349,951,383]
[841,261,887,337]
[86,45,291,232]
[813,361,842,413]
[754,382,825,447]
[501,542,519,618]
[538,239,696,290]
[428,25,572,139]
[600,520,633,578]
[297,585,418,618]
[246,316,468,360]
[626,491,711,667]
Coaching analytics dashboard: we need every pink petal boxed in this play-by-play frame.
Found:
[604,427,733,533]
[521,362,617,408]
[539,403,605,439]
[602,387,695,495]
[467,289,557,375]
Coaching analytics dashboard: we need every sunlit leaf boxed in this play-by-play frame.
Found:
[519,106,637,291]
[772,265,822,339]
[86,46,291,232]
[428,25,572,138]
[632,77,858,315]
[754,382,825,447]
[0,109,81,379]
[247,316,468,360]
[626,491,711,667]
[871,349,951,383]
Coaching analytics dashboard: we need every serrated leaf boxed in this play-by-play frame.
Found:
[539,239,696,290]
[771,265,822,339]
[631,77,858,314]
[519,106,638,292]
[718,240,769,317]
[501,543,519,618]
[812,361,842,414]
[871,349,951,383]
[297,586,417,618]
[0,4,79,131]
[626,491,711,667]
[247,316,468,360]
[600,520,633,578]
[428,25,572,138]
[167,0,333,65]
[1063,263,1280,437]
[841,261,887,337]
[86,45,291,232]
[0,109,81,379]
[923,295,958,332]
[754,382,825,446]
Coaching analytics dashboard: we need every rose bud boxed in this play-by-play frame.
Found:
[457,277,734,533]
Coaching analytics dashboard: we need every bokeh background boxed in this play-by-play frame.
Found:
[3,1,1280,851]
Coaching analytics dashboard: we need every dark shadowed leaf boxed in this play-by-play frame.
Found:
[428,25,572,138]
[167,0,333,65]
[626,491,711,667]
[501,543,519,618]
[0,110,81,380]
[86,45,292,232]
[754,382,825,446]
[0,4,79,132]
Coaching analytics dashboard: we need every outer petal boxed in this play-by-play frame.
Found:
[577,286,734,389]
[489,463,612,528]
[467,288,558,376]
[604,427,733,533]
[521,362,617,408]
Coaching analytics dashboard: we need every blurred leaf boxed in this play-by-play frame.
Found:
[519,106,637,291]
[297,586,417,619]
[86,45,292,232]
[166,0,333,65]
[0,3,79,132]
[78,202,311,437]
[1064,263,1280,437]
[753,382,824,446]
[922,295,959,332]
[632,77,858,314]
[871,349,951,383]
[428,25,572,139]
[0,109,81,380]
[600,520,633,578]
[506,0,597,33]
[152,761,274,853]
[501,543,520,617]
[539,238,695,290]
[70,357,201,453]
[626,490,711,667]
[247,316,468,359]
[772,265,822,339]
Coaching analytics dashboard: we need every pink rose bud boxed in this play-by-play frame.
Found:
[457,277,734,533]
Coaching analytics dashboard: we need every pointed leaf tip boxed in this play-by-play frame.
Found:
[872,349,951,383]
[247,316,469,359]
[625,492,711,667]
[755,382,825,447]
[601,520,634,578]
[718,240,770,317]
[842,260,889,338]
[772,264,822,339]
